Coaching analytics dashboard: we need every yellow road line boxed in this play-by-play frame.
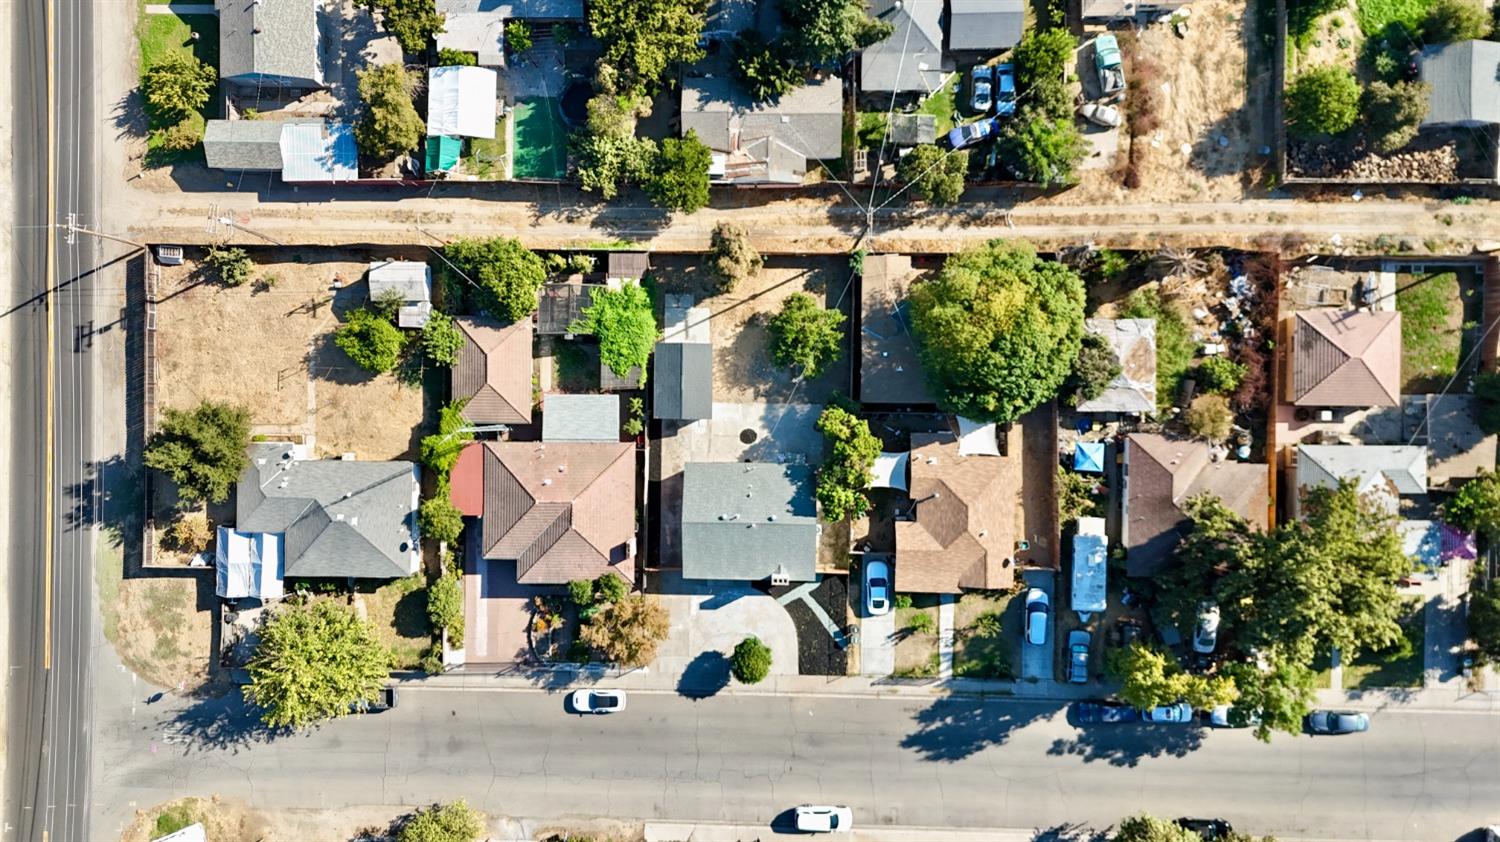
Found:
[43,0,55,671]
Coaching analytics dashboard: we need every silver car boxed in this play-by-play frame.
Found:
[1066,629,1090,684]
[863,558,891,617]
[1024,588,1050,646]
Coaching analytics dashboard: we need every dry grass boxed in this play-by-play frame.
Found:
[355,574,433,670]
[106,576,212,691]
[119,796,436,842]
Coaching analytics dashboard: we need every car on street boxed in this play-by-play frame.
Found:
[1078,102,1122,128]
[1305,710,1369,735]
[863,558,891,617]
[969,65,993,114]
[1072,702,1140,724]
[1193,602,1220,654]
[1066,629,1090,684]
[946,117,1001,150]
[994,63,1017,116]
[1025,588,1050,646]
[1141,702,1194,724]
[794,805,853,833]
[1177,818,1234,839]
[1208,704,1260,728]
[570,689,628,715]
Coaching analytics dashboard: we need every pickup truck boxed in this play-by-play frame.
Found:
[1094,34,1124,97]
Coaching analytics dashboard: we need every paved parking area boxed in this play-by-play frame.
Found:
[1019,569,1055,682]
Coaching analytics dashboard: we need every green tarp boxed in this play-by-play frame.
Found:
[424,135,462,174]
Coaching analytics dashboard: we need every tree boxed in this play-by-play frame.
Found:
[167,511,212,554]
[442,237,547,321]
[436,48,476,66]
[205,244,253,287]
[335,307,407,373]
[1285,66,1360,137]
[1468,580,1500,661]
[732,31,805,100]
[778,0,894,66]
[999,112,1085,186]
[504,20,533,54]
[1012,28,1076,120]
[420,400,473,477]
[1422,0,1489,42]
[596,571,630,603]
[1108,642,1237,711]
[1222,658,1317,741]
[731,636,772,684]
[397,800,484,842]
[1057,467,1100,526]
[1444,470,1500,538]
[573,133,660,199]
[419,483,464,545]
[645,131,711,213]
[142,53,216,120]
[767,292,846,377]
[427,569,464,641]
[909,240,1086,423]
[578,594,671,667]
[355,63,424,161]
[242,598,391,729]
[421,310,464,366]
[1184,394,1234,441]
[1362,81,1429,154]
[896,145,968,206]
[588,0,707,94]
[814,406,882,522]
[1195,356,1246,395]
[570,281,658,385]
[567,578,596,606]
[357,0,445,54]
[144,401,252,504]
[1114,814,1200,842]
[1064,332,1121,407]
[1473,371,1500,435]
[1154,495,1254,639]
[709,222,762,293]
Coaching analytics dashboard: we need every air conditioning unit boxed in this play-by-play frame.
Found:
[770,565,790,588]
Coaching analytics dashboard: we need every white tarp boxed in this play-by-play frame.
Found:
[1071,516,1107,618]
[215,526,285,600]
[871,451,910,491]
[956,416,1000,456]
[426,66,498,138]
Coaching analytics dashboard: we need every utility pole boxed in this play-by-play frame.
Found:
[60,218,147,252]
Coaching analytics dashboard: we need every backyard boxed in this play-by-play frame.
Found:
[512,98,569,179]
[1395,270,1477,393]
[136,5,219,166]
[463,117,510,179]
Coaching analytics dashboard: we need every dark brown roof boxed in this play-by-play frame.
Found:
[859,255,935,405]
[1289,310,1401,407]
[606,252,650,281]
[479,441,636,584]
[452,317,534,425]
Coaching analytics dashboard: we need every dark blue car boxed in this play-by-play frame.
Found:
[946,117,1001,150]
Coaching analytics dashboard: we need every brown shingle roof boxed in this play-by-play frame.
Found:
[1289,310,1401,407]
[479,441,636,584]
[895,430,1022,593]
[1122,433,1269,576]
[453,317,534,425]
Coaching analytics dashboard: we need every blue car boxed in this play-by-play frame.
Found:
[993,63,1017,116]
[1073,702,1140,724]
[946,117,1000,150]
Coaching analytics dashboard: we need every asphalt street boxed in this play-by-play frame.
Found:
[91,686,1500,840]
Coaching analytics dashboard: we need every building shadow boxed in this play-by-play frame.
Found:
[900,696,1064,762]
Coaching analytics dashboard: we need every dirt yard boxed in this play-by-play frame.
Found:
[155,248,427,460]
[119,797,416,842]
[101,574,213,691]
[650,254,853,404]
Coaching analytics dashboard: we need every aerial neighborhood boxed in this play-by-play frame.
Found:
[22,0,1500,837]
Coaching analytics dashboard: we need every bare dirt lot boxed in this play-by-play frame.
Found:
[100,572,213,691]
[155,248,427,461]
[650,254,853,404]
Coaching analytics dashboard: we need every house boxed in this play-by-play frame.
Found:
[607,253,650,286]
[1409,393,1497,487]
[537,279,598,335]
[654,294,712,422]
[680,462,819,582]
[858,254,934,406]
[203,119,358,182]
[1080,0,1190,20]
[861,0,946,95]
[427,66,499,139]
[542,393,620,442]
[681,75,843,186]
[367,260,433,328]
[1122,433,1268,576]
[1076,318,1157,414]
[1284,309,1402,408]
[214,442,421,598]
[1290,444,1428,516]
[436,0,585,66]
[217,0,323,90]
[948,0,1025,53]
[895,424,1026,593]
[452,317,534,425]
[1419,40,1500,128]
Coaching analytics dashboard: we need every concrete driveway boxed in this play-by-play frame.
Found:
[652,572,798,689]
[1019,569,1055,682]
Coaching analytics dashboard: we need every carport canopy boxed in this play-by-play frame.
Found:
[871,451,909,491]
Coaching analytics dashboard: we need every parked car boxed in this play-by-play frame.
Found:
[794,805,853,833]
[969,65,993,114]
[863,559,892,617]
[1208,704,1260,728]
[1078,102,1122,128]
[1025,588,1050,646]
[1141,702,1194,724]
[1095,34,1124,96]
[570,689,628,714]
[1066,629,1091,684]
[1177,818,1234,840]
[1305,710,1369,735]
[1193,602,1220,654]
[994,63,1017,116]
[1073,702,1141,724]
[946,117,1000,150]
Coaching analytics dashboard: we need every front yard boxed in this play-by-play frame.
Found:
[952,591,1016,679]
[136,5,219,167]
[1318,598,1426,689]
[356,574,434,670]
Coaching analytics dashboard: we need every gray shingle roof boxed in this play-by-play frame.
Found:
[862,0,945,93]
[203,119,287,170]
[681,75,843,184]
[542,393,621,442]
[217,0,323,88]
[1421,40,1500,126]
[237,443,419,579]
[653,342,713,421]
[680,462,819,581]
[949,0,1025,50]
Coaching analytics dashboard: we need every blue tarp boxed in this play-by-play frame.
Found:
[1074,441,1106,473]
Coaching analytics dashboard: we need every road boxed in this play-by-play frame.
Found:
[90,687,1500,840]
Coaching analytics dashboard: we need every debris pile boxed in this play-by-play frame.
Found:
[1289,141,1460,182]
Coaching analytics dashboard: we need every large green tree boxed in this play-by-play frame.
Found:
[814,406,882,522]
[588,0,707,94]
[897,145,968,206]
[442,237,547,320]
[909,240,1086,423]
[572,92,658,199]
[357,0,445,54]
[1012,28,1075,120]
[1108,642,1237,711]
[768,292,846,378]
[778,0,894,66]
[1222,658,1317,742]
[1422,0,1489,42]
[144,401,252,504]
[142,53,216,121]
[1443,469,1500,538]
[570,282,659,386]
[1468,579,1500,662]
[355,63,424,160]
[732,31,806,100]
[645,131,712,213]
[1286,66,1360,137]
[243,598,392,729]
[335,307,407,373]
[1000,111,1086,187]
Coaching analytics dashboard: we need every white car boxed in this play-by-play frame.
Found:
[569,689,627,714]
[1024,588,1050,646]
[864,559,891,616]
[1193,602,1221,654]
[794,805,853,833]
[1078,102,1122,128]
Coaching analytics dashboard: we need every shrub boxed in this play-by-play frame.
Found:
[814,406,881,522]
[1444,470,1500,538]
[595,571,630,603]
[731,636,772,684]
[144,401,252,504]
[205,244,253,287]
[896,144,968,206]
[427,570,464,642]
[1065,332,1122,407]
[418,485,464,545]
[356,0,445,54]
[999,112,1085,186]
[622,396,645,437]
[355,63,424,161]
[578,595,670,667]
[398,800,484,842]
[504,20,533,54]
[905,611,936,635]
[768,292,845,377]
[570,282,658,386]
[567,578,596,606]
[1012,28,1075,120]
[1096,249,1129,282]
[167,512,212,553]
[420,401,473,478]
[158,117,201,151]
[1286,67,1360,137]
[709,222,762,293]
[1362,81,1429,154]
[1469,580,1500,662]
[421,310,464,366]
[1058,466,1100,526]
[436,48,477,66]
[335,307,407,373]
[1195,356,1247,394]
[567,253,596,274]
[1184,394,1234,441]
[644,131,712,214]
[893,594,913,610]
[1422,0,1488,42]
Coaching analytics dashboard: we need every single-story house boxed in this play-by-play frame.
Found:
[427,66,499,139]
[1289,444,1428,516]
[203,119,289,171]
[859,254,934,406]
[217,0,323,90]
[452,317,534,426]
[1076,318,1157,414]
[862,0,946,95]
[1122,433,1268,576]
[1419,40,1500,128]
[948,0,1025,53]
[367,260,433,328]
[435,0,584,66]
[655,294,712,422]
[203,119,357,182]
[680,462,819,582]
[542,393,620,442]
[1284,309,1402,408]
[681,75,843,186]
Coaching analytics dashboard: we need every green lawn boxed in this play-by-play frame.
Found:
[1318,599,1425,689]
[360,574,434,670]
[1396,272,1461,391]
[512,98,569,179]
[1355,0,1433,36]
[464,117,509,179]
[857,112,889,150]
[918,74,960,136]
[138,8,220,167]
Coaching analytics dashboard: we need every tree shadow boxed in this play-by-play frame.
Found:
[900,697,1063,762]
[1046,719,1208,766]
[676,651,732,699]
[165,689,289,754]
